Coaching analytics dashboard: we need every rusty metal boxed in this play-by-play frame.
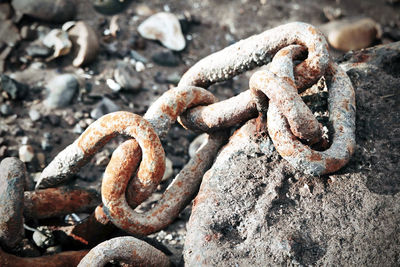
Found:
[77,236,170,267]
[0,247,88,267]
[36,111,165,195]
[250,45,324,145]
[262,47,356,175]
[0,157,25,249]
[102,86,226,235]
[102,131,227,235]
[179,22,329,91]
[178,90,258,132]
[24,187,100,220]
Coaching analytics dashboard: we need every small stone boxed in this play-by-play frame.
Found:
[135,61,145,72]
[323,18,380,51]
[135,4,154,17]
[73,123,84,134]
[130,50,148,63]
[45,245,62,255]
[68,21,99,67]
[26,44,52,58]
[109,15,120,37]
[322,6,343,21]
[0,74,27,100]
[46,114,61,126]
[63,114,76,126]
[0,20,20,47]
[28,109,41,121]
[12,0,76,23]
[90,97,120,120]
[114,61,142,91]
[42,29,72,58]
[11,239,41,257]
[44,74,78,108]
[151,50,180,67]
[62,21,76,32]
[162,157,173,181]
[138,12,186,51]
[36,152,46,168]
[0,3,12,20]
[0,146,6,157]
[0,103,12,116]
[189,133,208,158]
[92,0,133,15]
[32,227,55,248]
[19,145,34,162]
[106,78,122,92]
[41,138,52,151]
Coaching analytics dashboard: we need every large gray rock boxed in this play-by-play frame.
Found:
[184,42,400,266]
[44,74,78,108]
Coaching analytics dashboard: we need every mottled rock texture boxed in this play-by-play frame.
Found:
[184,42,400,266]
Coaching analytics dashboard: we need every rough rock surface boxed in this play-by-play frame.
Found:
[184,42,400,266]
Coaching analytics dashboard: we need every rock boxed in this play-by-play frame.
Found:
[68,21,99,67]
[130,50,148,63]
[188,133,208,158]
[90,97,120,120]
[106,78,122,92]
[44,74,78,108]
[322,6,343,21]
[0,74,27,100]
[184,42,400,266]
[28,109,41,121]
[135,4,154,17]
[18,145,34,162]
[92,0,133,15]
[0,103,12,116]
[44,245,62,255]
[0,3,12,20]
[0,20,20,47]
[138,12,186,51]
[36,152,46,169]
[32,227,55,248]
[151,50,180,67]
[322,18,380,51]
[42,29,72,58]
[11,239,41,257]
[12,0,76,23]
[0,157,25,249]
[135,61,145,72]
[25,44,52,58]
[46,114,61,126]
[114,61,142,91]
[162,157,173,181]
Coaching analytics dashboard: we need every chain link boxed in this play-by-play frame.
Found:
[0,22,356,266]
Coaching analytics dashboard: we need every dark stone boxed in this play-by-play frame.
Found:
[0,103,12,116]
[92,0,133,15]
[0,74,28,100]
[12,0,76,23]
[151,50,180,67]
[26,44,52,58]
[184,42,400,266]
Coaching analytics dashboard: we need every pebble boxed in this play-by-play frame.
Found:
[32,227,55,248]
[0,75,27,100]
[135,4,154,17]
[12,0,76,23]
[90,97,120,120]
[151,50,180,67]
[25,44,52,58]
[68,21,99,67]
[0,3,12,20]
[189,133,208,158]
[114,61,142,91]
[0,20,20,47]
[12,239,41,257]
[28,109,41,121]
[138,12,186,51]
[45,245,62,255]
[323,6,343,21]
[19,145,35,162]
[323,18,380,51]
[106,78,122,92]
[162,157,173,181]
[42,29,72,58]
[36,152,46,168]
[46,114,61,126]
[44,74,78,108]
[0,103,12,116]
[135,61,146,72]
[130,50,148,63]
[92,0,133,15]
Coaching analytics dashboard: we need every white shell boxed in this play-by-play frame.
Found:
[42,29,72,58]
[138,12,185,51]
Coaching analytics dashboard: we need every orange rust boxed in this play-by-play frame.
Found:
[0,248,88,267]
[325,158,348,173]
[308,152,322,161]
[308,26,317,35]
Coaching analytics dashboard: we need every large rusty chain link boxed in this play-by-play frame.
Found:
[1,22,355,266]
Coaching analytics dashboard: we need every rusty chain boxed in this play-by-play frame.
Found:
[0,22,355,266]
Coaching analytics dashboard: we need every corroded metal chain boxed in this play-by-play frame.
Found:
[0,22,355,266]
